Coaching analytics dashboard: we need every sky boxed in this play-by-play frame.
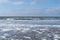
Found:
[0,0,60,16]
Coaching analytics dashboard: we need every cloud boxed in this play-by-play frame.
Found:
[0,0,50,5]
[0,0,9,3]
[45,7,60,13]
[30,0,36,5]
[0,0,36,5]
[12,0,36,5]
[12,0,48,5]
[0,7,60,16]
[0,0,25,5]
[19,7,59,14]
[39,0,47,4]
[8,7,60,14]
[13,1,24,5]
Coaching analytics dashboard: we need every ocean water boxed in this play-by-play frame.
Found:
[0,20,60,25]
[0,17,60,40]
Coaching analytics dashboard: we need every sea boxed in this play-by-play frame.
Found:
[0,16,60,40]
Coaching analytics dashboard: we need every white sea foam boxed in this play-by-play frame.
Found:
[23,36,31,39]
[2,29,13,31]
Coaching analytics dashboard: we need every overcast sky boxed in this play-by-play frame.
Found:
[0,0,60,16]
